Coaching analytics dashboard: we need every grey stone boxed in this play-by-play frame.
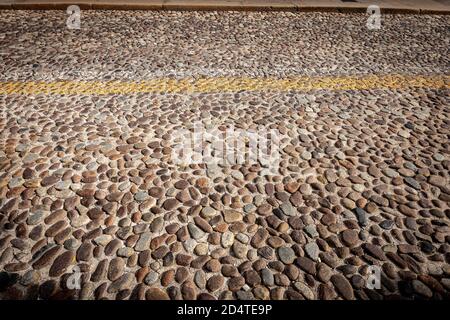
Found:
[135,232,151,251]
[188,223,205,240]
[354,208,368,227]
[305,242,320,261]
[404,177,421,190]
[280,202,296,216]
[144,271,159,285]
[27,210,46,225]
[134,191,149,202]
[304,225,319,238]
[261,268,274,286]
[380,220,394,230]
[277,247,296,264]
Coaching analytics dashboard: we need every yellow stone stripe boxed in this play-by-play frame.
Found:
[0,74,448,95]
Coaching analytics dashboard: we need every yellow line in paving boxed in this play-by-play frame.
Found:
[0,74,448,95]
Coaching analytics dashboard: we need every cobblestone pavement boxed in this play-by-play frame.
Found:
[0,10,449,300]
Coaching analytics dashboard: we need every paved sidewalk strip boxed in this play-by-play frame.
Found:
[1,74,449,95]
[0,0,449,13]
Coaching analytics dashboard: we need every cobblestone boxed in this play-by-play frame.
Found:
[0,10,449,301]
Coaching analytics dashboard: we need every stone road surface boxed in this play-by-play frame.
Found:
[0,0,449,12]
[0,10,449,300]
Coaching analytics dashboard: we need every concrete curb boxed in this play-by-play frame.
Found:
[0,3,449,14]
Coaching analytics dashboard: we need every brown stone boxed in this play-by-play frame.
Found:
[146,288,170,300]
[49,251,75,277]
[341,229,359,247]
[206,275,224,292]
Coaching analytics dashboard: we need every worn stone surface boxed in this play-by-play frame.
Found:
[0,10,448,301]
